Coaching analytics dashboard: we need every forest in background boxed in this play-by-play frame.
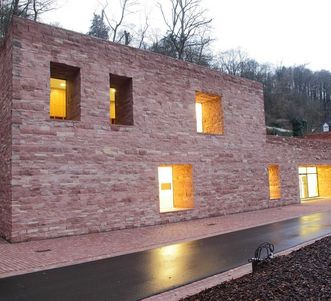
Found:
[1,0,330,136]
[215,51,331,136]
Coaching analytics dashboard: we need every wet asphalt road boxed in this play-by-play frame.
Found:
[0,211,330,301]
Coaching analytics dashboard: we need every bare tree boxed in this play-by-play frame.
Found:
[136,15,148,49]
[157,0,212,60]
[215,48,248,76]
[102,0,137,43]
[1,0,56,38]
[31,0,55,21]
[12,0,55,20]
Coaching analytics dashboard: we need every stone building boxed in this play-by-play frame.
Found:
[1,17,330,242]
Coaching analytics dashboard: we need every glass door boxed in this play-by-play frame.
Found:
[307,173,318,197]
[298,167,319,199]
[299,174,308,199]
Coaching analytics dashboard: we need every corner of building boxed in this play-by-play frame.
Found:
[0,24,13,241]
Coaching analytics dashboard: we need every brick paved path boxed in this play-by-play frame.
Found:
[1,210,330,301]
[0,198,330,278]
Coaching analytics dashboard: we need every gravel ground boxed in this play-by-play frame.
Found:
[182,236,331,301]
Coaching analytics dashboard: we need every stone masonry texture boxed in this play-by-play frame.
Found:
[0,17,330,242]
[0,29,13,240]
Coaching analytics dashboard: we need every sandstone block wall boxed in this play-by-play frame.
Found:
[264,137,330,208]
[0,17,330,242]
[0,31,13,240]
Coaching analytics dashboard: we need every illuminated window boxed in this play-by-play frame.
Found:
[110,88,116,124]
[298,166,319,199]
[109,74,133,125]
[195,91,223,135]
[195,102,203,133]
[50,62,80,120]
[50,78,67,118]
[316,165,331,198]
[268,165,281,200]
[158,164,194,213]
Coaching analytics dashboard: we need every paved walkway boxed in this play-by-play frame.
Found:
[0,198,330,279]
[1,211,331,301]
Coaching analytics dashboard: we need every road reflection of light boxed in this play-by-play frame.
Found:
[148,243,188,284]
[299,213,322,237]
[160,244,181,257]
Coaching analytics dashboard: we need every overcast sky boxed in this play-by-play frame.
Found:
[43,0,331,71]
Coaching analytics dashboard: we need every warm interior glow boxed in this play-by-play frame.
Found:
[299,175,308,198]
[317,166,331,197]
[307,174,318,197]
[158,166,174,212]
[195,91,223,135]
[307,167,317,174]
[110,88,116,122]
[299,166,319,199]
[268,165,281,200]
[298,167,307,174]
[158,164,194,213]
[50,78,66,118]
[195,102,203,133]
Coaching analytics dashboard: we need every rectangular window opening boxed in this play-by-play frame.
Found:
[195,102,203,133]
[110,87,116,124]
[109,74,133,125]
[158,164,194,213]
[268,164,281,200]
[50,62,80,120]
[316,165,331,198]
[299,166,319,199]
[195,91,223,135]
[50,78,67,118]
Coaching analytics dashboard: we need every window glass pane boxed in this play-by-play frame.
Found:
[307,174,318,197]
[158,166,174,212]
[195,92,223,135]
[195,102,203,133]
[298,167,307,174]
[50,78,66,118]
[110,88,116,120]
[299,175,308,198]
[307,167,317,174]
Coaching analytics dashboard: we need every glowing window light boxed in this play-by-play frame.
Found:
[307,167,317,174]
[158,166,174,212]
[298,167,307,174]
[50,78,66,118]
[298,166,319,199]
[268,165,281,200]
[195,102,203,133]
[110,88,116,122]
